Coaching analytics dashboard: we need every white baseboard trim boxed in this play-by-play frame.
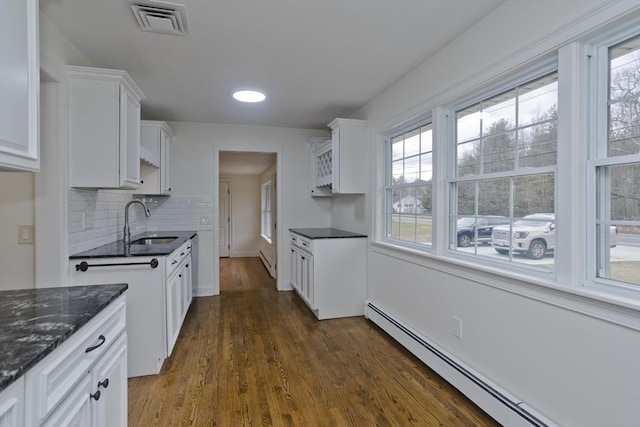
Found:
[195,284,217,297]
[230,251,259,258]
[364,300,556,427]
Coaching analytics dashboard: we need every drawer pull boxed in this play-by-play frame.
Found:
[98,378,109,389]
[186,264,189,268]
[85,334,106,353]
[180,252,185,256]
[302,242,309,246]
[90,390,101,401]
[172,260,178,265]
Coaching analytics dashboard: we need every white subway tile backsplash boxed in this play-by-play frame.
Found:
[69,189,214,255]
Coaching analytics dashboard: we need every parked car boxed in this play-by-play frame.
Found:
[456,216,509,247]
[491,213,618,259]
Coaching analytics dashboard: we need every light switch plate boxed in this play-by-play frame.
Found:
[18,225,34,244]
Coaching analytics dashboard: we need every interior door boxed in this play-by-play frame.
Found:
[219,180,230,257]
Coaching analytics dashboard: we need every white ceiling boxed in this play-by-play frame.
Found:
[41,0,503,130]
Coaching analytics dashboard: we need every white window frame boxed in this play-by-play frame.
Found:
[585,25,640,299]
[261,180,272,242]
[444,61,559,278]
[372,9,640,314]
[382,118,434,252]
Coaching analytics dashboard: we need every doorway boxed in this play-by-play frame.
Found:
[218,151,278,289]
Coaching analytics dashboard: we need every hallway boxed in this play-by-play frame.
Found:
[128,257,497,426]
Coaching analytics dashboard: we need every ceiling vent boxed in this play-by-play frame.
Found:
[129,0,189,36]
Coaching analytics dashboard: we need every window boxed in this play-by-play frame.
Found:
[261,181,272,240]
[449,71,558,270]
[591,34,640,288]
[385,122,433,248]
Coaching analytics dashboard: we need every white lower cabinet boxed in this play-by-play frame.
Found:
[166,271,182,356]
[166,253,192,356]
[24,295,127,427]
[69,239,194,377]
[0,377,24,427]
[41,376,91,427]
[91,333,128,427]
[289,232,365,319]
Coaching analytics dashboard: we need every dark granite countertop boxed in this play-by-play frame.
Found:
[69,231,197,259]
[289,228,367,239]
[0,284,128,393]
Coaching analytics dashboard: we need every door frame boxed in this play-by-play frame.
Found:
[218,179,231,257]
[212,148,283,295]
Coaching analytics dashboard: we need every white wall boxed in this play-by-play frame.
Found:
[346,1,640,426]
[35,13,94,286]
[167,121,331,295]
[0,173,35,290]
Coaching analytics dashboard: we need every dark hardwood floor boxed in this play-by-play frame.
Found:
[128,257,499,426]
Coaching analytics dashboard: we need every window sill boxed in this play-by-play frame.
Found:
[371,240,640,331]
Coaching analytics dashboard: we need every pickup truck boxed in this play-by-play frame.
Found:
[491,213,617,259]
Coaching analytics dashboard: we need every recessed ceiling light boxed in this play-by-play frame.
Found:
[233,90,266,103]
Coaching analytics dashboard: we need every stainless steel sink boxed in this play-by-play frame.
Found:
[130,237,178,245]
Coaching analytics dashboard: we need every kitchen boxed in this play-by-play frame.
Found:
[2,1,640,426]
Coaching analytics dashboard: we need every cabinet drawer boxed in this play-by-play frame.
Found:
[298,236,313,253]
[25,295,126,426]
[166,241,190,277]
[290,232,313,253]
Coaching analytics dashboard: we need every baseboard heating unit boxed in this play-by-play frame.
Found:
[364,301,556,427]
[259,251,275,278]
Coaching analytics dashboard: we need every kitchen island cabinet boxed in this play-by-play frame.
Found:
[0,284,128,427]
[289,228,367,319]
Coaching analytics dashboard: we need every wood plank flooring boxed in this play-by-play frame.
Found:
[128,257,499,426]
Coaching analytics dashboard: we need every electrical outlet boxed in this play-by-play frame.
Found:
[453,317,463,339]
[18,225,34,244]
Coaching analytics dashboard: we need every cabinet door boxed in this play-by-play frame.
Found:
[160,130,172,194]
[301,253,314,307]
[166,273,182,356]
[0,377,24,427]
[92,333,127,427]
[179,262,190,323]
[289,246,298,290]
[184,257,192,309]
[331,127,340,193]
[41,376,92,427]
[0,0,39,172]
[120,85,141,188]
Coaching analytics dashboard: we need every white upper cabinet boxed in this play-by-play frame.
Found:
[309,119,367,196]
[0,0,39,172]
[308,137,332,197]
[137,121,173,195]
[328,118,367,194]
[67,66,145,189]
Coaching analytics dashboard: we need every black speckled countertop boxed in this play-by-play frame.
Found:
[0,284,128,393]
[69,231,197,259]
[289,228,367,239]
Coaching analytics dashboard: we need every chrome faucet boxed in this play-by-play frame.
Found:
[124,200,151,245]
